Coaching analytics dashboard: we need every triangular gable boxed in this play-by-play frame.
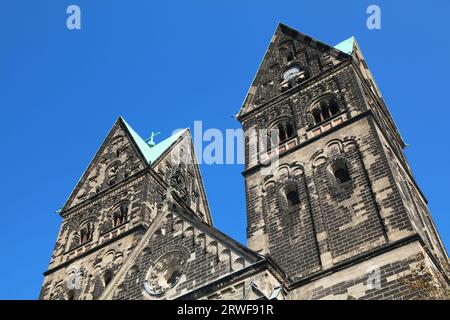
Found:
[151,129,213,226]
[237,23,351,119]
[100,202,263,300]
[61,117,151,211]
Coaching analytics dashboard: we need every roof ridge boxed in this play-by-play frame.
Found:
[120,117,154,163]
[278,23,353,55]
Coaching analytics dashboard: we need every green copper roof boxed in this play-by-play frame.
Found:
[145,128,187,164]
[121,117,187,165]
[334,36,354,55]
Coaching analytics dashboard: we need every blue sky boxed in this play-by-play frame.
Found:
[0,1,449,299]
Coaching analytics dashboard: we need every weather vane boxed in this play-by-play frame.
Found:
[145,131,161,147]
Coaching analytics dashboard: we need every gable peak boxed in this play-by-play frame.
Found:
[237,23,355,120]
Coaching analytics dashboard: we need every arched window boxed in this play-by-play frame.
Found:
[171,171,188,202]
[332,160,351,184]
[113,203,128,228]
[280,65,309,92]
[107,162,120,186]
[334,168,351,184]
[284,185,300,207]
[79,223,93,244]
[103,269,114,287]
[278,122,294,143]
[66,290,75,300]
[267,121,295,149]
[311,97,339,125]
[286,190,300,206]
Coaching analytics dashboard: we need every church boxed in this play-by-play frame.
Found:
[39,23,449,300]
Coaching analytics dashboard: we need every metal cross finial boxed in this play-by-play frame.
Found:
[145,131,161,147]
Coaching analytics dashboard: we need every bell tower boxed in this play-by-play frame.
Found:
[39,117,213,300]
[237,23,449,289]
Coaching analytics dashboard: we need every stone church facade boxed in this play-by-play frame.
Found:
[40,24,449,300]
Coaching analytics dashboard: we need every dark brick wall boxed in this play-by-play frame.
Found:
[239,24,448,287]
[302,252,421,300]
[115,213,255,300]
[262,175,321,279]
[242,61,402,279]
[289,242,448,300]
[40,169,165,300]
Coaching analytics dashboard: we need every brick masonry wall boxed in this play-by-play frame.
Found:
[287,241,443,300]
[113,212,257,300]
[198,270,283,300]
[375,125,449,265]
[240,37,449,296]
[241,58,431,282]
[40,170,166,300]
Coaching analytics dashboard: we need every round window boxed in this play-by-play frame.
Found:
[283,66,301,81]
[143,250,189,296]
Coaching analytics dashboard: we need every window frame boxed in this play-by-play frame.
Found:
[309,95,341,127]
[331,159,352,185]
[266,118,297,151]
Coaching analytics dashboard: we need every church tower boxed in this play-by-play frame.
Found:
[39,117,214,299]
[40,23,449,300]
[40,117,277,301]
[237,24,449,298]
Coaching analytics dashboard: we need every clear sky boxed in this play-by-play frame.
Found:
[0,0,449,299]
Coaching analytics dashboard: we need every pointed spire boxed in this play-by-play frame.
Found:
[237,23,354,119]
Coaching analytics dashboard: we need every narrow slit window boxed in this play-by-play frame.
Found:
[334,167,351,184]
[285,185,300,207]
[113,204,128,228]
[67,290,75,300]
[79,224,92,244]
[331,159,352,185]
[104,269,114,287]
[286,191,300,206]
